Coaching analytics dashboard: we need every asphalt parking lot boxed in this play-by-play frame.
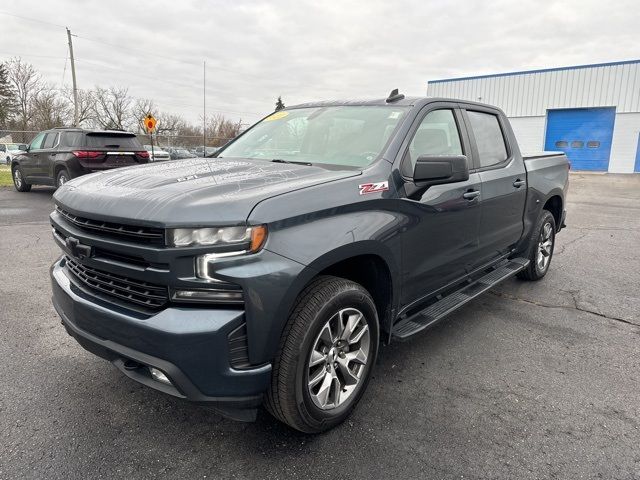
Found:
[0,174,638,480]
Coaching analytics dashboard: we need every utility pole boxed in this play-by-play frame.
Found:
[66,27,79,127]
[203,60,206,155]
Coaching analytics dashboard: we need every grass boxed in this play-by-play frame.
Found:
[0,165,13,187]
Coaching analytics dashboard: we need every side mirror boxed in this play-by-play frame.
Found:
[18,144,27,151]
[413,155,469,185]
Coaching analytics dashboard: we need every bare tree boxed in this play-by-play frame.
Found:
[5,57,43,140]
[32,87,70,129]
[92,86,133,130]
[205,114,243,146]
[132,97,156,132]
[62,88,94,127]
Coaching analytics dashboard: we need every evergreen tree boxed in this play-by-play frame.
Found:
[0,63,15,125]
[275,96,285,111]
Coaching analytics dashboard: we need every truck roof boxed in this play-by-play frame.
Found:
[287,96,501,111]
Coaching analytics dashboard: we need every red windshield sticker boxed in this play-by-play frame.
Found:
[359,181,389,195]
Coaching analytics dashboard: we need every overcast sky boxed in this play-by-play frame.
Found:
[1,0,637,125]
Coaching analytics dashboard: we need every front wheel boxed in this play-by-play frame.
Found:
[12,165,31,192]
[265,276,379,433]
[518,210,556,281]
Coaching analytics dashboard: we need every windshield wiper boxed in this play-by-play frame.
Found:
[271,159,313,166]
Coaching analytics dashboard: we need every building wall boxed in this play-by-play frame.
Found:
[509,116,546,154]
[610,113,640,173]
[427,60,640,172]
[427,61,640,117]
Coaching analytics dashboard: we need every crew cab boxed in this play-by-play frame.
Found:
[49,93,568,433]
[11,128,149,191]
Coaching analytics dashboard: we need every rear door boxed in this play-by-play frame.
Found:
[462,107,526,265]
[399,103,482,304]
[37,131,59,178]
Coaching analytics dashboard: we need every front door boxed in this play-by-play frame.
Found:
[21,132,46,178]
[463,108,526,264]
[399,106,482,305]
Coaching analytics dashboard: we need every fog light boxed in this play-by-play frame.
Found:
[149,367,171,385]
[172,289,243,303]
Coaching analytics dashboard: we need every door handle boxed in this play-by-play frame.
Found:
[463,190,480,200]
[513,179,526,188]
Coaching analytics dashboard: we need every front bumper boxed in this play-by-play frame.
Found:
[51,259,271,421]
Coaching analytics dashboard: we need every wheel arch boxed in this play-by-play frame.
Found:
[53,162,69,179]
[542,194,563,230]
[259,242,400,363]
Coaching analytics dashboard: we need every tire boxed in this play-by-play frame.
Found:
[12,165,31,192]
[56,168,70,188]
[517,210,556,281]
[265,275,379,433]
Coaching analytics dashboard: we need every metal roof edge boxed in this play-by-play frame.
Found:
[428,59,640,84]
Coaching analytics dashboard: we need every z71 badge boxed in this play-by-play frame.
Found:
[358,181,389,195]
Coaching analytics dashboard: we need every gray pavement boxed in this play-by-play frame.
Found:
[0,175,638,479]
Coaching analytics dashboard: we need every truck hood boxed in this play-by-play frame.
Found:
[54,157,359,226]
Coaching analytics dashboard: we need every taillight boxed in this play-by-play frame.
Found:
[72,150,102,159]
[136,151,150,158]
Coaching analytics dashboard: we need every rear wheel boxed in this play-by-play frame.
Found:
[12,165,31,192]
[518,210,556,281]
[265,276,379,433]
[56,168,70,188]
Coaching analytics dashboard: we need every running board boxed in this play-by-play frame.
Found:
[391,257,529,341]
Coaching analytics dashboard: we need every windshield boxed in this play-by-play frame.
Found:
[220,105,409,167]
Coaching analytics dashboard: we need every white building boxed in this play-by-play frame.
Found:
[427,60,640,173]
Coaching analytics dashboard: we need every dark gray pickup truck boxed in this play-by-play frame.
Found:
[50,92,568,433]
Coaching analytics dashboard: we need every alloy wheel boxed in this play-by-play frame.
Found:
[13,169,22,188]
[307,308,370,410]
[536,222,554,272]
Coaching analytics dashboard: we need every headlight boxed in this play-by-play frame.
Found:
[166,225,267,251]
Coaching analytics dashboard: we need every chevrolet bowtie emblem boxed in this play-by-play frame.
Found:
[65,236,93,259]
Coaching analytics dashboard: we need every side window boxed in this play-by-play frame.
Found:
[61,132,84,148]
[407,109,462,170]
[42,133,59,149]
[467,111,508,168]
[29,132,47,150]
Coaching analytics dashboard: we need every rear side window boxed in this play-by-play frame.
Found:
[467,111,508,168]
[42,133,58,149]
[61,132,84,148]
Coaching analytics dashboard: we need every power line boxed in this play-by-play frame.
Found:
[0,11,65,29]
[0,51,66,60]
[0,11,300,88]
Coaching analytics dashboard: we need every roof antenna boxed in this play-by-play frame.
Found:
[386,88,405,103]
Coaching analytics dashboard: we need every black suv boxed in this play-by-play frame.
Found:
[11,128,149,192]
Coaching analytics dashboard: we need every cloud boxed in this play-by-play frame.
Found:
[1,0,638,125]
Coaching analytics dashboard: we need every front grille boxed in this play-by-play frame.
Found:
[64,256,169,310]
[56,207,164,245]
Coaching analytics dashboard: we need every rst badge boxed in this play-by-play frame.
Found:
[358,181,389,195]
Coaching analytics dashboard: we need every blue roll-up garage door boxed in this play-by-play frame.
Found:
[544,107,616,171]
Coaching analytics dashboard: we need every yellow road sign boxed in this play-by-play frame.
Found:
[144,114,157,133]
